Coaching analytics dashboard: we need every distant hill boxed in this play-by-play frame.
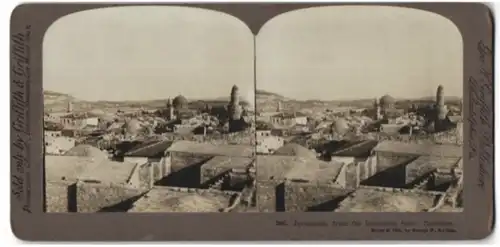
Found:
[43,90,250,113]
[44,90,461,114]
[44,91,77,112]
[254,89,462,113]
[255,89,285,98]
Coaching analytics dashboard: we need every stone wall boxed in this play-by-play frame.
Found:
[256,180,278,212]
[166,152,213,188]
[170,152,212,172]
[45,181,76,212]
[344,162,359,189]
[138,163,154,190]
[358,155,377,182]
[227,172,248,191]
[76,181,146,212]
[284,181,351,212]
[152,162,162,182]
[376,152,416,173]
[200,166,228,185]
[405,161,436,185]
[433,172,455,189]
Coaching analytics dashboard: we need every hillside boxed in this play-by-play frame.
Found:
[43,91,251,113]
[254,89,462,113]
[44,90,462,114]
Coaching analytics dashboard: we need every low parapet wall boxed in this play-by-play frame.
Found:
[357,185,446,196]
[152,185,240,197]
[284,180,352,212]
[76,181,148,212]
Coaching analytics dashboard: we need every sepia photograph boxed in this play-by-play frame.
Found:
[42,5,465,214]
[11,1,495,241]
[43,6,258,213]
[254,6,464,212]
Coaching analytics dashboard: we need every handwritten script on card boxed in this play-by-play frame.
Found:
[11,25,32,213]
[468,40,493,190]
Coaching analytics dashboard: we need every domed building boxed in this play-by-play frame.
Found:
[172,95,188,110]
[122,119,143,137]
[63,144,109,160]
[379,94,396,109]
[331,118,350,135]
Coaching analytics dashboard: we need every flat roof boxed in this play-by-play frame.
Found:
[284,159,343,183]
[78,160,138,185]
[255,155,299,181]
[45,155,100,182]
[373,140,462,158]
[201,156,254,170]
[167,140,254,158]
[45,155,138,185]
[128,187,232,213]
[406,156,461,171]
[335,187,441,212]
[255,155,341,183]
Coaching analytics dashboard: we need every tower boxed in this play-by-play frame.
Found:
[228,85,244,132]
[228,85,242,121]
[374,98,381,120]
[436,85,448,120]
[167,98,174,120]
[436,85,445,106]
[67,100,73,113]
[277,101,282,112]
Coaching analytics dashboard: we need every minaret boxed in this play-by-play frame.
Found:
[277,101,282,112]
[167,98,174,120]
[436,85,448,120]
[228,85,242,121]
[67,100,73,113]
[228,85,243,132]
[374,98,381,120]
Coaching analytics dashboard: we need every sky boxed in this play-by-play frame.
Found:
[256,6,463,101]
[43,6,254,103]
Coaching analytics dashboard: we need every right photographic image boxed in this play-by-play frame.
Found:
[254,6,464,212]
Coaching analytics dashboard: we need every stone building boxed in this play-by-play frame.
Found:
[44,131,75,155]
[256,129,284,154]
[364,140,462,188]
[200,156,254,191]
[121,139,174,182]
[45,155,155,213]
[269,112,308,127]
[255,153,347,212]
[59,113,100,129]
[159,140,254,188]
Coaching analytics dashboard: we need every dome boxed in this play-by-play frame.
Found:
[122,119,143,135]
[64,144,108,160]
[379,94,395,107]
[332,118,350,134]
[172,95,188,109]
[274,143,317,159]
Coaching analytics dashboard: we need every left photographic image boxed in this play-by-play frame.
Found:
[43,6,257,213]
